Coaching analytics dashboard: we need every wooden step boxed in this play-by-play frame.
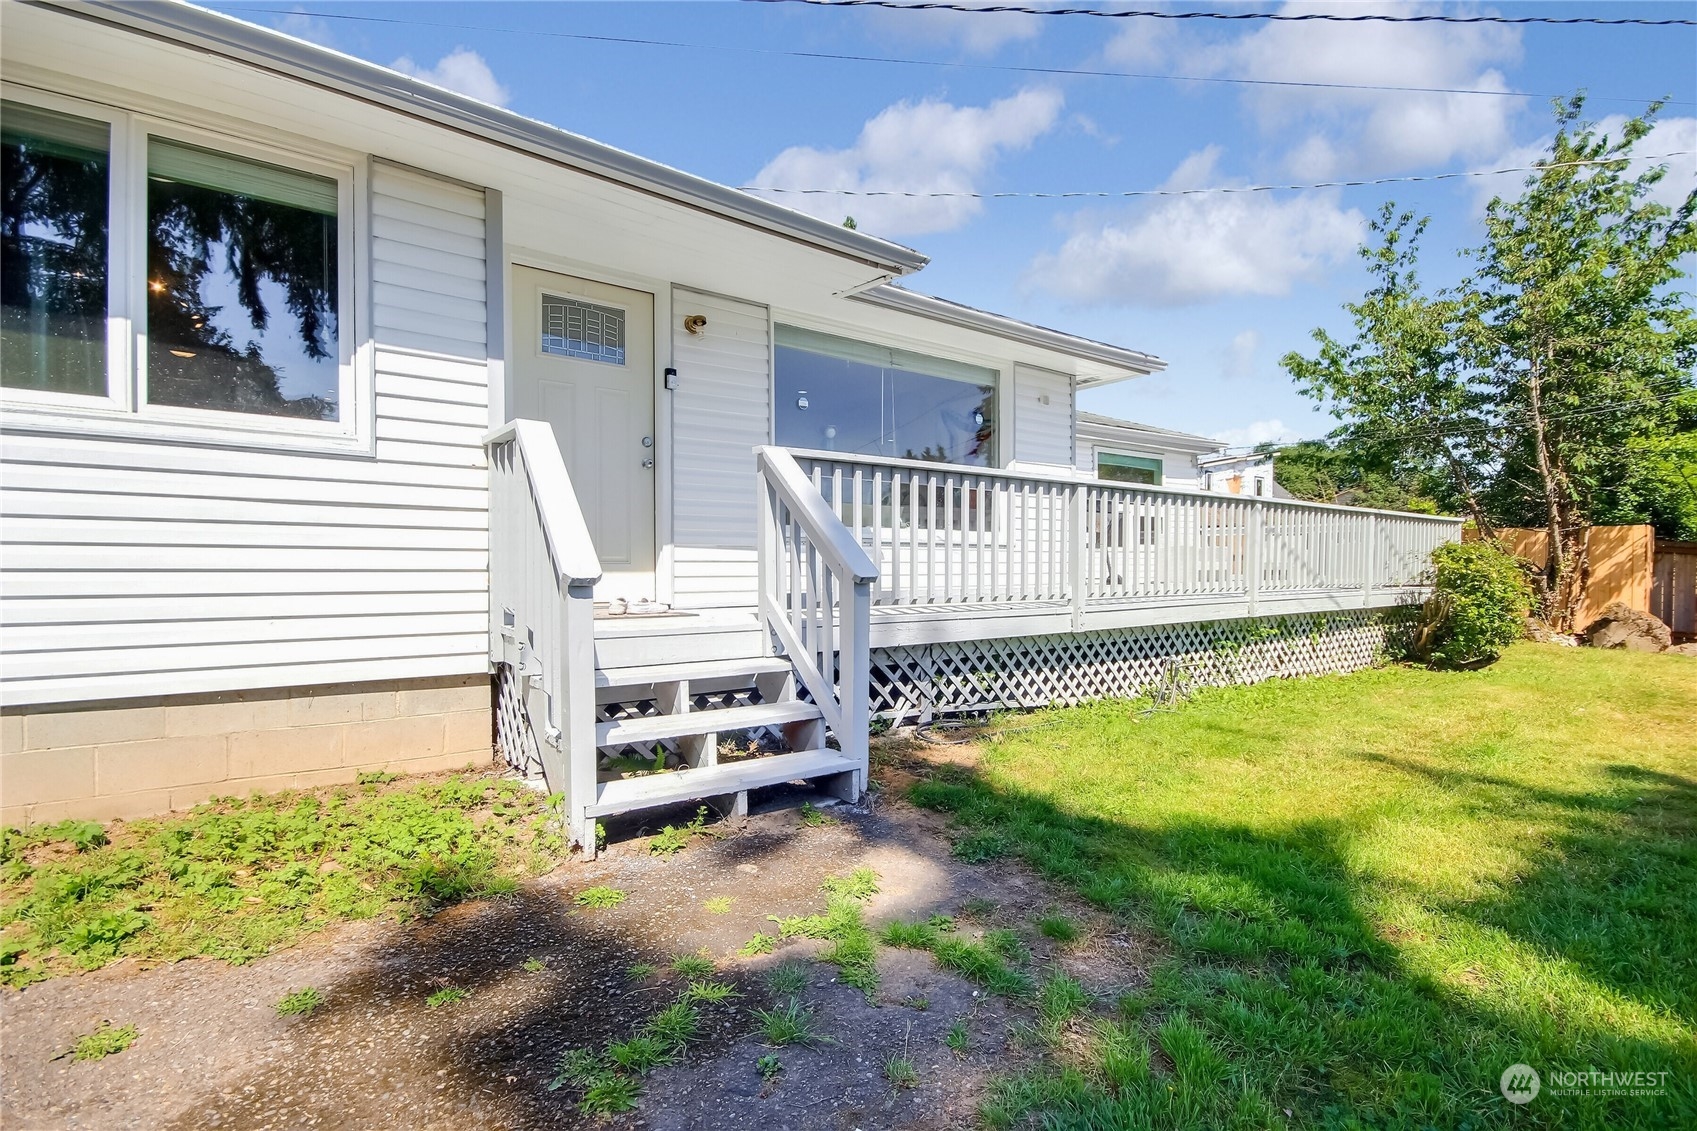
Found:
[586,748,856,818]
[595,701,821,748]
[595,655,793,690]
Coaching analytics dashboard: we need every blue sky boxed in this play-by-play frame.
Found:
[215,0,1696,447]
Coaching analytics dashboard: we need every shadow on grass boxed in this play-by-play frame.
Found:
[1361,752,1697,1030]
[904,751,1697,1130]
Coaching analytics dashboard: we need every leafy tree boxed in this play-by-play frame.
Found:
[1286,97,1697,629]
[1264,439,1443,513]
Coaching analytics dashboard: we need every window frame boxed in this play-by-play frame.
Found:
[1,83,371,455]
[0,86,130,416]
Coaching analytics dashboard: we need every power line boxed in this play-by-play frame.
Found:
[1294,384,1696,451]
[740,151,1695,199]
[742,0,1697,27]
[230,6,1692,107]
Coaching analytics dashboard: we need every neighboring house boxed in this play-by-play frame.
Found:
[0,1,1459,846]
[1198,451,1289,499]
[1074,412,1221,491]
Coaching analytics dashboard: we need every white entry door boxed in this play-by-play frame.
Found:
[513,266,656,602]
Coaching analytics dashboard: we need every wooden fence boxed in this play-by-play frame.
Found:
[1653,540,1697,642]
[1475,524,1696,640]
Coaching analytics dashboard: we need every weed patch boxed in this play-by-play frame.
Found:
[752,997,826,1047]
[880,917,1034,999]
[550,984,724,1116]
[764,960,808,997]
[425,987,469,1008]
[60,1021,136,1062]
[275,987,323,1017]
[770,869,880,997]
[0,774,564,984]
[737,931,776,957]
[670,952,715,979]
[573,886,626,909]
[1037,912,1079,944]
[649,807,710,857]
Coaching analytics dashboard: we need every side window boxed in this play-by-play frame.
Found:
[1,91,363,448]
[1097,451,1162,486]
[1,100,110,398]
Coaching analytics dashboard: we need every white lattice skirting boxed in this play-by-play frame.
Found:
[869,609,1416,724]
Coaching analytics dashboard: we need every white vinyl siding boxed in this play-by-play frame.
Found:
[0,161,491,706]
[1011,364,1074,472]
[669,288,771,609]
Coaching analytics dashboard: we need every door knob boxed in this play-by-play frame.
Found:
[642,457,654,469]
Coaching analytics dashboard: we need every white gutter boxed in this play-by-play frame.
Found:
[850,284,1166,378]
[30,0,931,277]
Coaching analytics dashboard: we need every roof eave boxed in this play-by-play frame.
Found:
[1075,413,1221,452]
[30,0,930,277]
[850,284,1166,380]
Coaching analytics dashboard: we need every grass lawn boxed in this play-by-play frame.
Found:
[906,643,1696,1130]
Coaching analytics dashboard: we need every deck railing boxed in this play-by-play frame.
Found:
[755,446,878,795]
[789,449,1461,626]
[486,420,601,847]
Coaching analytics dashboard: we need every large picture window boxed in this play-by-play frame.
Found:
[1,89,360,445]
[774,325,996,467]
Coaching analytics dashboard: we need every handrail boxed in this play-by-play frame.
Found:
[755,445,874,801]
[758,446,879,583]
[792,450,1462,619]
[484,421,603,585]
[781,446,1461,524]
[485,419,599,851]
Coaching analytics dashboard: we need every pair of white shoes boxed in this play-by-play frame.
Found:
[606,598,670,616]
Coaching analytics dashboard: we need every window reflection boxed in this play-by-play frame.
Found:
[1,101,109,396]
[774,327,994,467]
[145,139,339,420]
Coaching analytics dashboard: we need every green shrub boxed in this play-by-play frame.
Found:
[1412,539,1532,666]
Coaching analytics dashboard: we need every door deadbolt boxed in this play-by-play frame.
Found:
[641,435,653,447]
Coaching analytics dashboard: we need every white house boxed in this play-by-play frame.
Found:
[0,1,1458,848]
[1199,451,1288,499]
[1074,412,1222,491]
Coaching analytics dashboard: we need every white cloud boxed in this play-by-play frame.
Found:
[392,48,510,107]
[274,10,335,47]
[1221,329,1261,379]
[865,6,1042,55]
[1215,418,1301,448]
[749,89,1064,237]
[1101,19,1179,69]
[1181,2,1524,176]
[1025,147,1365,307]
[1473,114,1697,212]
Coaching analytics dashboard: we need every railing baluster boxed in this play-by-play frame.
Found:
[781,449,1459,628]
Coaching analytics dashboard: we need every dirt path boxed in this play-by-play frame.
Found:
[1,779,1154,1130]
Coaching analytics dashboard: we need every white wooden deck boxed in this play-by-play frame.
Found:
[488,429,1462,852]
